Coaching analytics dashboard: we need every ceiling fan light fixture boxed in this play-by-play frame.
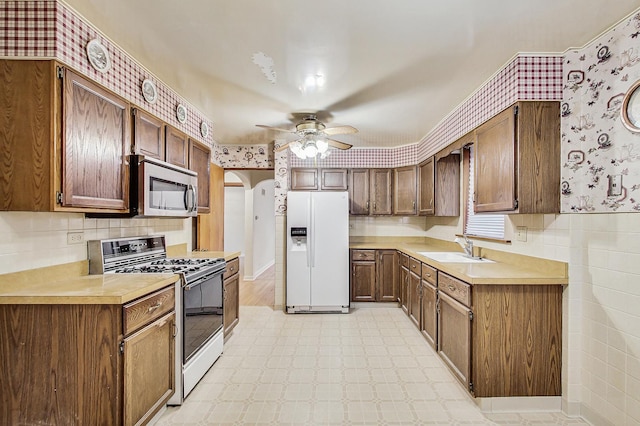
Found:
[304,141,318,157]
[316,138,329,153]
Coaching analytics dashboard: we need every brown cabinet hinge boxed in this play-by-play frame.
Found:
[469,310,474,321]
[56,191,63,205]
[56,66,63,79]
[119,341,124,354]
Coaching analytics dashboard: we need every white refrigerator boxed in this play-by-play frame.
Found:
[286,191,350,313]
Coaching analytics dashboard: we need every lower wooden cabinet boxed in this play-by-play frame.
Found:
[420,263,438,349]
[407,258,421,328]
[223,257,240,337]
[0,284,177,426]
[398,253,409,314]
[350,249,397,302]
[437,290,472,387]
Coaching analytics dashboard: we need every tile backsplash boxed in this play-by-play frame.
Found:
[0,212,191,274]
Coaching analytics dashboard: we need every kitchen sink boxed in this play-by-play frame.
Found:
[417,251,495,264]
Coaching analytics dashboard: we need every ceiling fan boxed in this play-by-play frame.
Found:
[256,114,357,159]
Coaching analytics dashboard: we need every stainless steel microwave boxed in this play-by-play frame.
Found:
[129,155,198,217]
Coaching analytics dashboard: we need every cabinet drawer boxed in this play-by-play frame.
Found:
[409,257,421,275]
[223,257,240,279]
[352,249,375,261]
[123,286,175,335]
[421,264,437,286]
[438,272,470,306]
[399,253,409,268]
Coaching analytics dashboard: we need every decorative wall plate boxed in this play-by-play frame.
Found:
[141,79,158,104]
[176,104,187,124]
[200,121,209,138]
[86,39,111,73]
[621,79,640,132]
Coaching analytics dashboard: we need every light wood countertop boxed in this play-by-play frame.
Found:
[350,238,568,285]
[0,247,241,305]
[0,271,178,305]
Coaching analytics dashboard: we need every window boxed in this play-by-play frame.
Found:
[464,145,505,240]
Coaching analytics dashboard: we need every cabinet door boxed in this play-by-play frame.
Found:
[290,168,318,190]
[321,169,348,190]
[197,163,224,250]
[351,261,376,302]
[132,108,165,160]
[349,169,370,215]
[393,166,417,215]
[437,292,471,389]
[223,274,239,336]
[418,158,435,215]
[123,311,175,426]
[189,139,211,213]
[408,271,421,328]
[370,169,392,215]
[376,250,397,302]
[474,106,516,212]
[435,154,460,216]
[165,125,189,169]
[63,69,129,210]
[399,266,409,315]
[421,281,437,349]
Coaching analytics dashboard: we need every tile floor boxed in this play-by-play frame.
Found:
[157,305,588,426]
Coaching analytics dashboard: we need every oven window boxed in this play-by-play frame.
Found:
[183,274,224,362]
[150,178,188,211]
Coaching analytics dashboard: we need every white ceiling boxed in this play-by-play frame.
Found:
[63,0,640,147]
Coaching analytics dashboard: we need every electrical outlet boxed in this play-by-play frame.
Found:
[67,231,84,245]
[516,226,527,242]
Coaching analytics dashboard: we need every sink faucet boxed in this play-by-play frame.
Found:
[455,236,474,258]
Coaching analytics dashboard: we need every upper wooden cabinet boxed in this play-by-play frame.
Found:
[349,169,370,214]
[434,154,460,216]
[189,139,211,213]
[290,168,348,191]
[474,101,560,214]
[393,166,417,215]
[349,169,393,215]
[165,125,189,169]
[290,168,318,190]
[320,169,348,190]
[370,169,393,215]
[0,60,129,213]
[418,158,435,215]
[132,107,165,160]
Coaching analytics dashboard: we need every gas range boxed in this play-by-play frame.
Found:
[88,235,226,282]
[111,257,226,281]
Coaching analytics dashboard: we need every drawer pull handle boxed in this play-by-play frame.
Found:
[148,302,162,312]
[425,273,431,277]
[412,265,416,269]
[448,285,455,292]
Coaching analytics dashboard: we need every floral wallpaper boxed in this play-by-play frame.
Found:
[561,12,640,213]
[214,144,275,168]
[273,141,289,216]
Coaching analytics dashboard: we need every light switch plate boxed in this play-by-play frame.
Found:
[516,226,527,242]
[608,174,622,197]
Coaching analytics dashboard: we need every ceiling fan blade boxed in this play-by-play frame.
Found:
[274,141,294,152]
[322,125,358,136]
[327,138,353,150]
[256,124,295,133]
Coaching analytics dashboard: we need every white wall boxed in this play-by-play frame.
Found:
[0,212,191,274]
[223,186,245,255]
[250,180,275,279]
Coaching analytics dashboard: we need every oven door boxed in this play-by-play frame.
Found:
[136,155,198,217]
[182,269,224,362]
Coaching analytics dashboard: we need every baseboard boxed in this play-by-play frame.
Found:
[243,259,274,281]
[581,403,614,426]
[474,396,562,413]
[562,399,582,418]
[351,302,400,309]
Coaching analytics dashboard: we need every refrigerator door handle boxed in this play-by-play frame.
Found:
[309,195,315,267]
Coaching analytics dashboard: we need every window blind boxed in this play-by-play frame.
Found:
[465,146,505,239]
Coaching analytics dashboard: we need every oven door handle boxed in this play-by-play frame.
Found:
[183,268,225,290]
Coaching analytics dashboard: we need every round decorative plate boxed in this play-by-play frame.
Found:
[141,79,158,104]
[621,79,640,132]
[176,104,187,124]
[200,121,209,138]
[86,39,111,73]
